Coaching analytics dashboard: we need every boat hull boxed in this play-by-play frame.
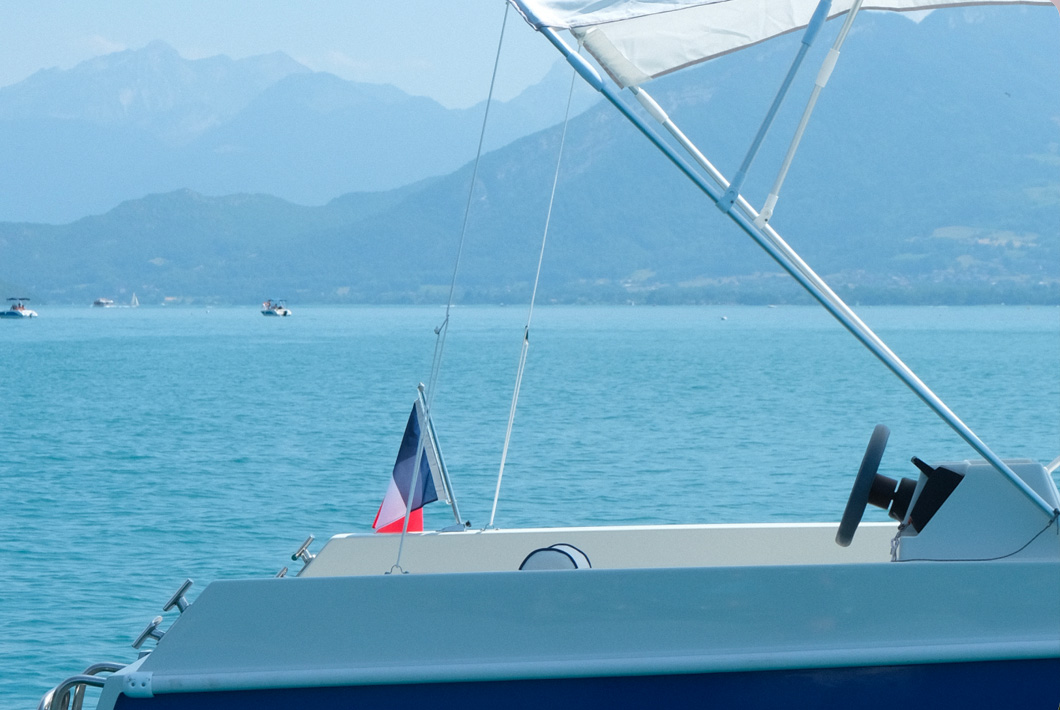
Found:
[96,555,1060,708]
[110,658,1059,709]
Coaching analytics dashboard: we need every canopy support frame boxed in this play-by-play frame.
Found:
[537,25,1058,519]
[717,0,833,213]
[758,0,867,226]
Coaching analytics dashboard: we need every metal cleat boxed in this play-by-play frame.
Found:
[162,578,194,614]
[291,535,315,567]
[132,616,165,650]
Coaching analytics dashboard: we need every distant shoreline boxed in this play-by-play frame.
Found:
[25,295,1060,308]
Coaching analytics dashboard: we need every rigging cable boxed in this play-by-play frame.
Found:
[391,1,511,572]
[488,49,580,529]
[424,2,511,408]
[892,511,1059,563]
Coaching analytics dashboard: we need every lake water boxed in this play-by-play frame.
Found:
[2,304,1057,707]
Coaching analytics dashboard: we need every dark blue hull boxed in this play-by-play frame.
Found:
[115,658,1059,709]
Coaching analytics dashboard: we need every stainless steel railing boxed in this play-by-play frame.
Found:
[37,663,124,710]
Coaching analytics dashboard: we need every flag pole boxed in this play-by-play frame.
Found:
[418,383,464,526]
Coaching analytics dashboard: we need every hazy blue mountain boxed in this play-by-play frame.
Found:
[0,8,1056,305]
[0,41,309,142]
[0,184,438,304]
[175,65,597,206]
[0,42,596,223]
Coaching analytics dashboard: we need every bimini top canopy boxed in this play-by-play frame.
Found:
[509,0,1049,87]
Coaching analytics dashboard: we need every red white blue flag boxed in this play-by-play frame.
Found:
[372,398,444,533]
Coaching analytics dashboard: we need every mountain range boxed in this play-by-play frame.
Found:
[0,7,1057,306]
[0,40,598,224]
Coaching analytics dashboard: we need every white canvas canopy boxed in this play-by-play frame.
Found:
[510,0,1050,87]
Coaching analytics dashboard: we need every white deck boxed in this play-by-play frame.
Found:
[301,521,897,577]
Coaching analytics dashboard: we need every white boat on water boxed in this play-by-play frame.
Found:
[92,298,115,308]
[261,298,291,317]
[38,1,1058,708]
[1,297,37,318]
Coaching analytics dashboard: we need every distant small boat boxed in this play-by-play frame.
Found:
[130,293,139,308]
[261,299,292,317]
[93,298,115,308]
[1,297,37,318]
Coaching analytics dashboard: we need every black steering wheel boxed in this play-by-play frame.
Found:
[836,424,890,547]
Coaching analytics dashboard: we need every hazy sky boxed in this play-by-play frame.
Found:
[0,0,559,108]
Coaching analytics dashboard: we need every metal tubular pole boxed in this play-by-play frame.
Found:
[758,0,866,225]
[419,384,463,525]
[630,86,729,190]
[538,26,1058,519]
[717,0,833,213]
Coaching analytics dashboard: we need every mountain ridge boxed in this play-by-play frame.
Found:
[0,41,596,223]
[0,8,1057,305]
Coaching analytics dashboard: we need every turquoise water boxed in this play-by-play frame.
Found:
[2,305,1057,707]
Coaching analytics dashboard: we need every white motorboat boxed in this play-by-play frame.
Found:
[261,298,292,317]
[38,1,1059,708]
[1,297,37,318]
[92,298,115,308]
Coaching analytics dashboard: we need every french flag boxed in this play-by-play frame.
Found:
[373,398,443,533]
